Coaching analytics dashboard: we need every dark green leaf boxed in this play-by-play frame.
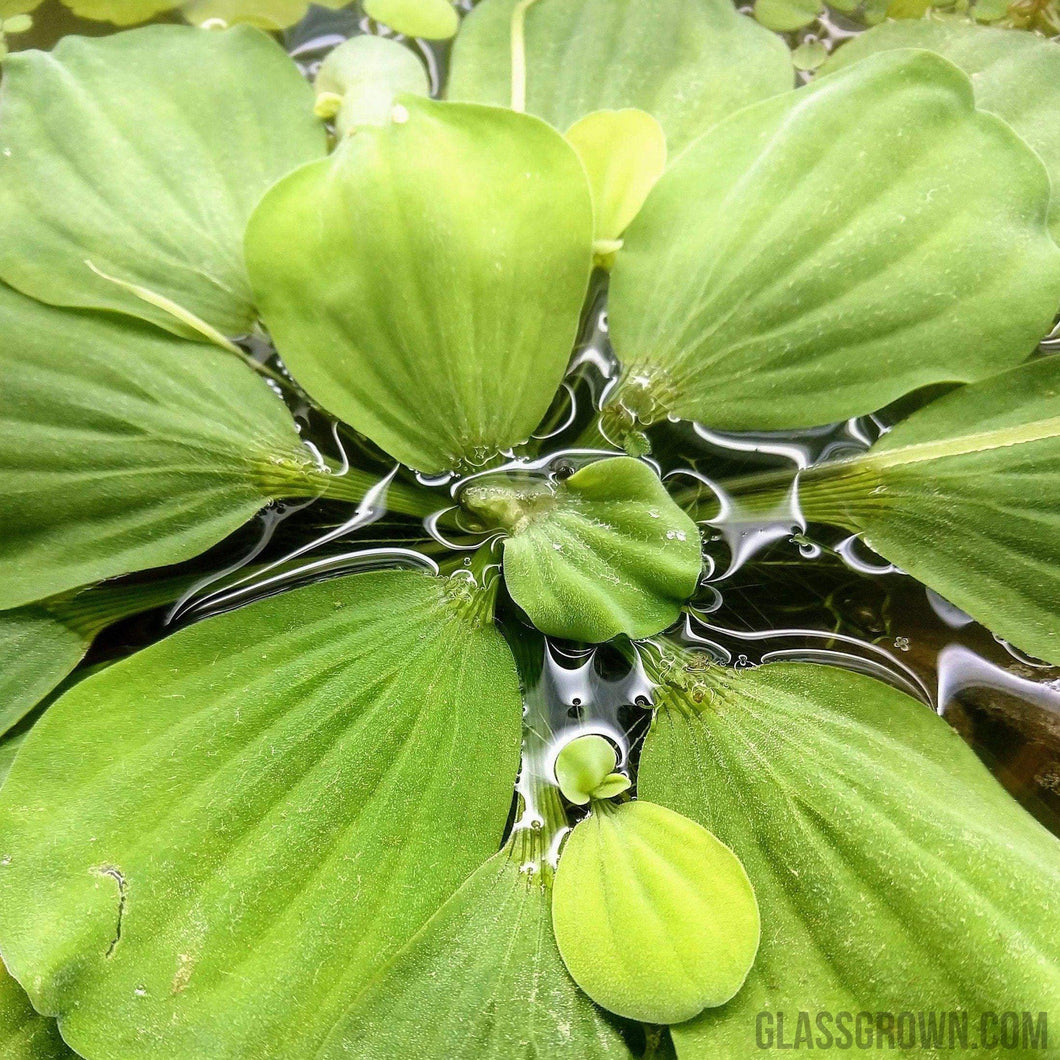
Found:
[638,650,1060,1058]
[0,281,326,611]
[607,50,1060,432]
[797,356,1060,664]
[0,26,325,337]
[332,837,633,1058]
[447,0,793,155]
[246,97,593,473]
[0,571,523,1057]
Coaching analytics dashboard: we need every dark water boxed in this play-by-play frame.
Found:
[11,1,1060,838]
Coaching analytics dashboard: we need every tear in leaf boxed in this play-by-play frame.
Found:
[0,571,523,1058]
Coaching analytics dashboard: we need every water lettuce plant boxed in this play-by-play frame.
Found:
[1,2,1060,1058]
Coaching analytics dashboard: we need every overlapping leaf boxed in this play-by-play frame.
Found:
[0,25,325,337]
[0,962,71,1060]
[246,96,593,473]
[447,0,793,154]
[0,571,523,1058]
[462,457,702,642]
[823,20,1060,240]
[332,840,632,1058]
[796,355,1060,665]
[0,282,323,610]
[639,652,1060,1058]
[607,50,1060,432]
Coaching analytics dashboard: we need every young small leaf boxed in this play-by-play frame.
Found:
[448,0,793,155]
[246,97,593,474]
[364,0,458,38]
[552,800,760,1024]
[0,571,523,1058]
[753,0,821,32]
[607,50,1060,432]
[638,652,1060,1057]
[0,26,325,336]
[822,18,1060,240]
[462,457,702,642]
[554,734,629,805]
[565,109,666,265]
[314,35,428,133]
[797,356,1060,665]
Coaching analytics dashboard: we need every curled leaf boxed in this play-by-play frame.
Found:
[461,457,702,642]
[552,800,760,1024]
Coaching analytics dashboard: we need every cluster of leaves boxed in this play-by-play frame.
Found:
[1,0,1060,1057]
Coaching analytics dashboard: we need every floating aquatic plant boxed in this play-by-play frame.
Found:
[1,2,1059,1058]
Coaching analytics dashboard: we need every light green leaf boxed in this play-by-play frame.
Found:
[364,0,458,38]
[181,0,310,29]
[1,11,32,29]
[753,0,821,32]
[0,25,325,337]
[796,355,1060,665]
[822,20,1060,240]
[552,799,760,1024]
[245,96,593,474]
[791,38,828,71]
[330,839,633,1058]
[638,650,1060,1058]
[555,734,629,805]
[462,457,702,642]
[565,109,666,262]
[607,50,1060,433]
[0,961,72,1060]
[0,281,327,611]
[447,0,793,156]
[0,0,41,19]
[0,571,523,1058]
[59,0,179,23]
[0,730,27,786]
[314,35,429,134]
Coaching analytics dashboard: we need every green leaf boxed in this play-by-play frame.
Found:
[0,0,41,19]
[0,571,523,1058]
[790,38,828,71]
[0,281,325,611]
[638,650,1060,1058]
[59,0,178,23]
[0,961,72,1060]
[364,0,458,39]
[796,356,1060,665]
[181,0,311,29]
[753,0,821,32]
[564,109,666,262]
[462,457,702,642]
[313,35,429,135]
[606,50,1060,433]
[0,25,325,337]
[447,0,793,156]
[1,11,32,29]
[245,97,593,474]
[0,731,26,786]
[555,734,630,805]
[822,20,1060,241]
[331,838,634,1058]
[552,799,760,1024]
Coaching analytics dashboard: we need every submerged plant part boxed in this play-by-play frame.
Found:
[1,2,1059,1058]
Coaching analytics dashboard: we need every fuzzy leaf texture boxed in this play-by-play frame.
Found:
[245,96,593,474]
[607,50,1060,431]
[638,655,1060,1059]
[0,26,325,337]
